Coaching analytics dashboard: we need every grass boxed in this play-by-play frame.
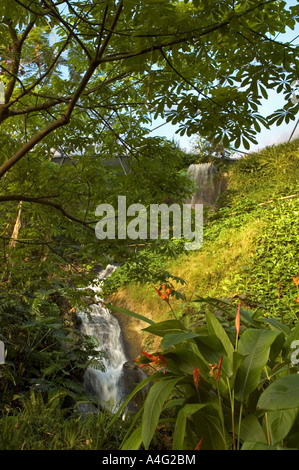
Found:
[109,209,265,350]
[0,391,132,450]
[108,138,299,349]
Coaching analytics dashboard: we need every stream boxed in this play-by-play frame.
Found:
[78,265,144,412]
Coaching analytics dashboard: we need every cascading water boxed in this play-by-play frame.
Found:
[78,265,128,411]
[186,163,225,208]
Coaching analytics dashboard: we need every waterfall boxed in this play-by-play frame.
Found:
[186,163,225,208]
[78,265,128,411]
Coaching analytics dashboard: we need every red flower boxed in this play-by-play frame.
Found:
[193,367,200,390]
[235,303,241,338]
[154,284,172,303]
[195,437,203,450]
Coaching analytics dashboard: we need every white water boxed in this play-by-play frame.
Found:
[186,163,223,208]
[78,265,128,411]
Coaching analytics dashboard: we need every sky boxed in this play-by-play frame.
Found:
[148,0,299,155]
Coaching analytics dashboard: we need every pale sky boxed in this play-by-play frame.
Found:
[149,0,299,155]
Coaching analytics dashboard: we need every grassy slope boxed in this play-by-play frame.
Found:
[109,138,299,352]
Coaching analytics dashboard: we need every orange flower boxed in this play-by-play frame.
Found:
[193,367,200,390]
[294,295,299,304]
[209,363,217,376]
[154,284,172,303]
[135,351,167,370]
[292,275,299,289]
[235,303,241,338]
[209,354,223,385]
[217,355,223,384]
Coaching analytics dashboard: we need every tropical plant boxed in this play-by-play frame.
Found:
[110,296,299,450]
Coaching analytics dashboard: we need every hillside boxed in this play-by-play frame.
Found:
[107,138,299,356]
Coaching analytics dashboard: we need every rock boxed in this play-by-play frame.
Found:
[119,361,150,412]
[76,402,100,415]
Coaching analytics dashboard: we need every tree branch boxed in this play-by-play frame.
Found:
[0,115,68,178]
[96,0,124,61]
[5,33,72,111]
[41,0,93,61]
[0,195,95,231]
[4,18,36,103]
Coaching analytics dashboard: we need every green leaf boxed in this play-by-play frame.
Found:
[234,329,280,400]
[165,346,210,382]
[163,398,185,410]
[266,409,298,445]
[173,403,207,450]
[257,375,299,411]
[239,414,267,444]
[191,403,228,450]
[143,319,186,337]
[107,373,162,430]
[241,441,293,450]
[121,425,143,450]
[229,350,247,388]
[205,311,234,361]
[142,377,181,449]
[269,332,286,365]
[259,317,291,336]
[105,303,154,325]
[161,331,199,351]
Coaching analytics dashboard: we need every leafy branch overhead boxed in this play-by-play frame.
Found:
[0,0,298,179]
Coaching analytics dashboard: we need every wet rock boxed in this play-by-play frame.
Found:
[119,361,150,412]
[76,402,100,415]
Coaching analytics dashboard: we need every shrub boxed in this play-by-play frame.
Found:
[111,294,299,450]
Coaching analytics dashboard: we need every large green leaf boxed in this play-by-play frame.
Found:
[241,441,293,450]
[191,403,229,450]
[234,329,280,400]
[172,403,207,450]
[259,317,291,336]
[265,409,298,445]
[105,303,154,325]
[121,425,143,450]
[257,374,299,410]
[143,319,186,337]
[165,346,210,382]
[205,311,234,361]
[142,377,181,449]
[161,331,199,351]
[269,332,286,365]
[239,414,267,444]
[194,335,230,377]
[229,350,247,388]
